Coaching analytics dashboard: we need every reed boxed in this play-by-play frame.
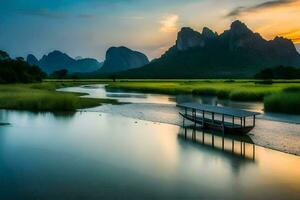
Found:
[0,83,119,111]
[264,92,300,114]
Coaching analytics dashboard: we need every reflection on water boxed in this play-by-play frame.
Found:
[0,110,300,199]
[179,127,256,161]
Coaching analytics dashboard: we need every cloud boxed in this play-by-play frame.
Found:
[159,14,179,33]
[76,14,95,19]
[19,9,68,19]
[280,30,300,43]
[120,16,145,20]
[19,9,96,19]
[227,0,296,17]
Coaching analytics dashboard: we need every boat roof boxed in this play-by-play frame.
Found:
[177,102,260,117]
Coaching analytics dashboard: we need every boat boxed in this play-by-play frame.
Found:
[177,103,260,135]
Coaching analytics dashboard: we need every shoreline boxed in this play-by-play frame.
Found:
[82,103,300,156]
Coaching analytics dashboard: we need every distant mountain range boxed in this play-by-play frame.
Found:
[117,20,300,78]
[27,51,103,74]
[97,46,149,74]
[27,47,149,75]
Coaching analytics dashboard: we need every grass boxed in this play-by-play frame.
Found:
[2,79,300,114]
[105,80,300,114]
[0,82,119,111]
[264,92,300,114]
[106,80,300,101]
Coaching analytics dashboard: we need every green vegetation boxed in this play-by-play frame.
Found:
[0,56,46,83]
[264,92,300,114]
[106,80,298,101]
[0,83,119,111]
[106,80,300,114]
[1,79,300,114]
[255,66,300,79]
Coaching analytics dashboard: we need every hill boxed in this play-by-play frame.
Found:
[117,20,300,78]
[97,46,149,74]
[27,51,103,74]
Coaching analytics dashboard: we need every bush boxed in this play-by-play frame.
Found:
[283,86,300,93]
[216,90,230,99]
[264,92,300,114]
[192,88,217,96]
[229,90,265,101]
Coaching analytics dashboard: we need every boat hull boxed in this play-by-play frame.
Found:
[180,113,254,135]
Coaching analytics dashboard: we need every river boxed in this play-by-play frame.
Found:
[0,84,299,199]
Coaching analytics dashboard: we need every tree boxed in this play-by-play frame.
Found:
[50,69,68,79]
[254,68,274,79]
[0,56,47,83]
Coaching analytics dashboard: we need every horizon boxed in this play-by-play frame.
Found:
[1,0,300,60]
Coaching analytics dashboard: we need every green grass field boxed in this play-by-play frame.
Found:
[106,80,300,100]
[105,80,300,114]
[0,82,119,111]
[1,79,300,114]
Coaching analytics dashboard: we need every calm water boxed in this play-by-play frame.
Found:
[1,110,300,199]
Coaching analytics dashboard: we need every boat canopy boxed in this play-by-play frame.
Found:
[177,103,260,117]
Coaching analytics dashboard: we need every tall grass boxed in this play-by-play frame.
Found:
[0,92,76,111]
[106,81,289,102]
[0,83,119,111]
[264,92,300,114]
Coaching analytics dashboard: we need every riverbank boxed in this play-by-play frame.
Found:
[106,80,300,114]
[0,82,119,111]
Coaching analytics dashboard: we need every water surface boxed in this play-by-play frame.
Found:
[58,85,300,155]
[0,110,300,199]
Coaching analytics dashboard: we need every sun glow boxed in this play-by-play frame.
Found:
[160,14,179,33]
[280,30,300,44]
[235,0,300,43]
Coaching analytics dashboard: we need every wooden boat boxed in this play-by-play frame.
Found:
[177,103,260,135]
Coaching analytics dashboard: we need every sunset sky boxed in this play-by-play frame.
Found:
[0,0,299,60]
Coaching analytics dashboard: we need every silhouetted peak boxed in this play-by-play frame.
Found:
[202,27,217,39]
[270,36,298,55]
[0,50,10,60]
[179,27,195,32]
[176,27,204,50]
[107,46,131,53]
[230,20,252,35]
[48,50,67,57]
[100,46,149,74]
[26,54,39,65]
[273,36,293,44]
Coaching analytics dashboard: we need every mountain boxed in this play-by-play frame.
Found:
[75,58,103,72]
[27,54,39,66]
[27,50,103,74]
[98,46,149,74]
[117,20,300,78]
[0,50,10,61]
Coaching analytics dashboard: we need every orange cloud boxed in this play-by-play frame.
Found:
[160,14,179,33]
[234,0,300,43]
[280,30,300,43]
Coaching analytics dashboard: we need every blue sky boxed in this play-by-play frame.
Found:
[0,0,299,61]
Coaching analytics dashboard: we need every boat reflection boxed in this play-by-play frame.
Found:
[178,126,256,161]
